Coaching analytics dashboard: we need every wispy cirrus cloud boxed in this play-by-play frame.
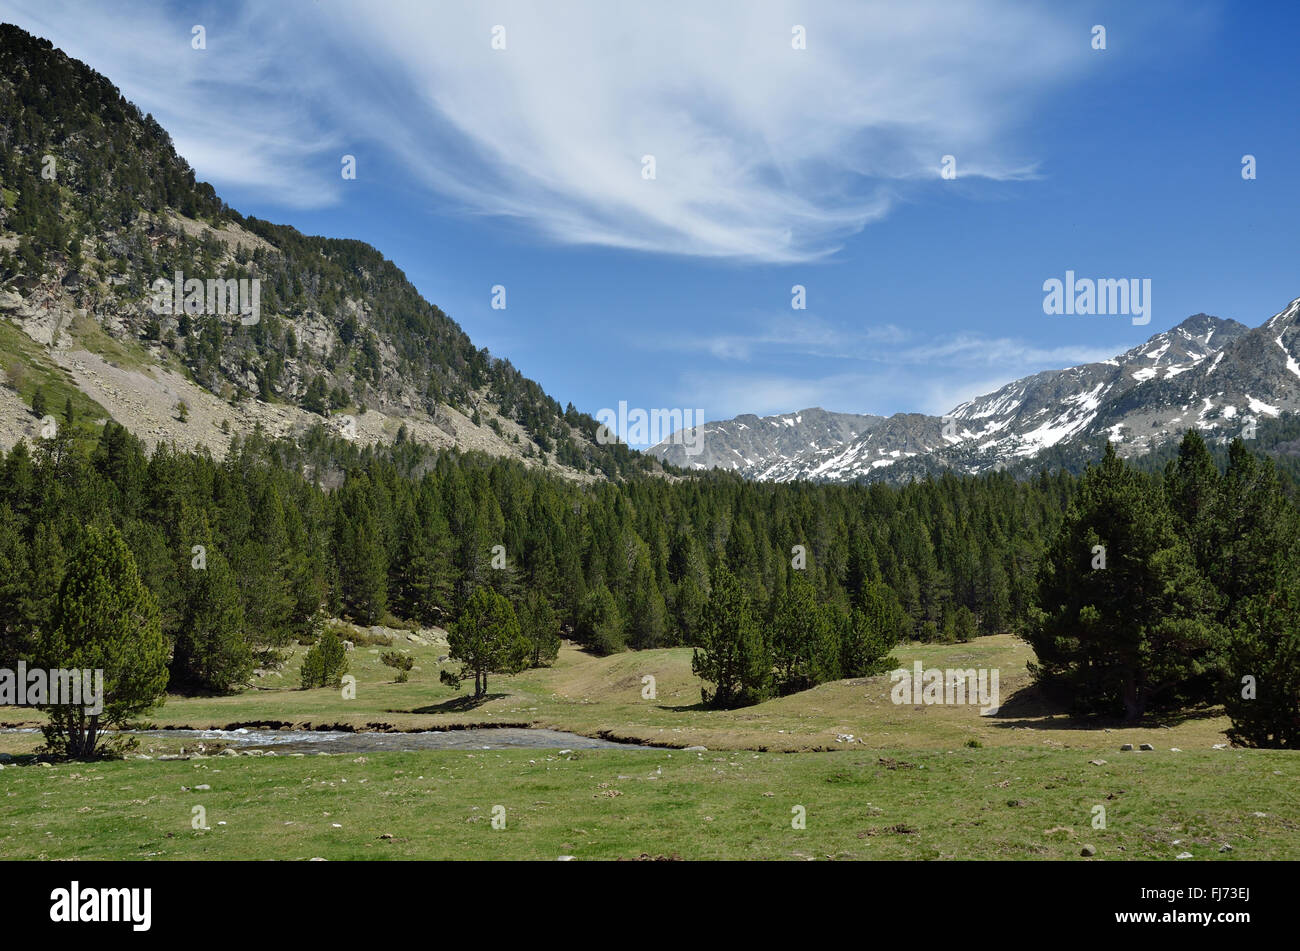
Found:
[658,323,1128,421]
[0,0,1094,259]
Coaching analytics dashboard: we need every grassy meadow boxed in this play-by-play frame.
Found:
[2,632,1297,860]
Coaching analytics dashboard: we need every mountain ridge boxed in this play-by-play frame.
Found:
[650,304,1300,483]
[0,23,657,480]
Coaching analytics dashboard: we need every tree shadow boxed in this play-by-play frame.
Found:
[656,700,710,713]
[409,693,509,713]
[987,686,1225,731]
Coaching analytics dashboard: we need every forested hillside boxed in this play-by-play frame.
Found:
[0,24,655,478]
[0,422,1064,686]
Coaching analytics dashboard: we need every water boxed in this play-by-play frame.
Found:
[130,726,647,754]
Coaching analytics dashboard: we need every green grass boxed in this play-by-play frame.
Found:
[1,747,1295,860]
[2,634,1296,860]
[67,310,152,371]
[0,318,108,438]
[0,633,1248,754]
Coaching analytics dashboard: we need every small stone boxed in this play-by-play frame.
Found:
[1176,851,1193,859]
[1138,743,1154,751]
[1089,759,1107,766]
[1120,744,1134,751]
[557,855,576,861]
[1080,844,1097,857]
[194,783,210,790]
[1219,844,1233,853]
[683,746,708,752]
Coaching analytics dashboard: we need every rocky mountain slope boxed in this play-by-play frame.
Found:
[0,24,654,480]
[652,301,1300,483]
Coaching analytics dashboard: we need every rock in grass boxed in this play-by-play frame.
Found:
[557,855,576,861]
[1176,851,1193,859]
[1080,844,1097,857]
[1089,759,1107,766]
[1219,844,1233,853]
[1139,743,1154,751]
[1120,744,1134,751]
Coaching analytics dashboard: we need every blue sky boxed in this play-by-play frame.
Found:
[4,0,1299,447]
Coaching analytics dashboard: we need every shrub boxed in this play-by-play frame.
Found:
[381,649,414,683]
[300,629,348,688]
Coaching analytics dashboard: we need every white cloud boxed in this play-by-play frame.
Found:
[0,0,344,209]
[651,315,908,362]
[899,335,1125,369]
[0,0,1093,257]
[661,327,1130,422]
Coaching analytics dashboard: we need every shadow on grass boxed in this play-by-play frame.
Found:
[987,686,1225,731]
[408,693,509,713]
[655,700,710,713]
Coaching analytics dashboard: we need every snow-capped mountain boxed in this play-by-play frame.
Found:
[650,298,1300,482]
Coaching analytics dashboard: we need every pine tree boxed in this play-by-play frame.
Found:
[1222,571,1300,748]
[1164,429,1221,570]
[519,589,561,667]
[171,535,251,693]
[1028,444,1220,720]
[692,563,771,708]
[300,627,349,688]
[447,586,528,697]
[840,580,902,677]
[576,584,625,655]
[36,523,168,758]
[1211,440,1298,620]
[771,571,839,693]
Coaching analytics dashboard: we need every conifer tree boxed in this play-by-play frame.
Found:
[36,523,168,758]
[1028,444,1220,720]
[447,586,528,697]
[692,563,771,708]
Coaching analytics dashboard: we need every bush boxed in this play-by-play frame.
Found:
[300,629,349,688]
[381,649,414,683]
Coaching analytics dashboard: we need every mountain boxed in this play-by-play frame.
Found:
[656,407,884,478]
[0,24,657,480]
[651,301,1300,482]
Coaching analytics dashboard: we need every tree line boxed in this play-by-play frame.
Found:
[0,422,1295,753]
